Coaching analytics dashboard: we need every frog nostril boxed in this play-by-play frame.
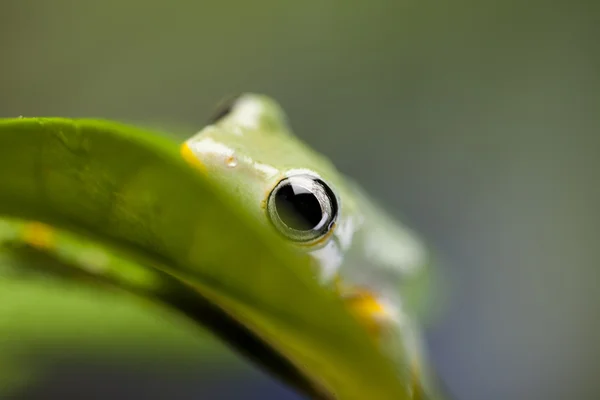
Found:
[225,154,238,168]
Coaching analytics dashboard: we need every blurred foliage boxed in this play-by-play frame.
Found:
[0,277,235,395]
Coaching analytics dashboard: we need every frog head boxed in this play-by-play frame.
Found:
[183,94,428,311]
[182,94,360,279]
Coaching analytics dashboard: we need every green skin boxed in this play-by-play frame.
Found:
[184,94,431,377]
[0,95,435,400]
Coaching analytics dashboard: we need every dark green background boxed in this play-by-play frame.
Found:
[1,1,599,399]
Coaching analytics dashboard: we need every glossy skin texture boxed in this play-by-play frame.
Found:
[183,94,432,381]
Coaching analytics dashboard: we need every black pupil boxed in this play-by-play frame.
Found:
[274,183,323,231]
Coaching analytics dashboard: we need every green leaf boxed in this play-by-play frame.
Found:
[0,118,411,399]
[0,274,242,396]
[0,242,244,355]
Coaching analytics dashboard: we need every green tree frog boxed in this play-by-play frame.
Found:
[182,94,434,397]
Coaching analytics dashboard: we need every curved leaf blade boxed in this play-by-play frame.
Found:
[0,118,410,399]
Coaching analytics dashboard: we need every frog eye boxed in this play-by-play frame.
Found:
[267,174,338,243]
[207,94,242,124]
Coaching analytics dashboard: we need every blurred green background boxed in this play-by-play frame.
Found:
[1,1,599,399]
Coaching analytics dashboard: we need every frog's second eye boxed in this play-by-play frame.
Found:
[267,175,338,243]
[207,94,242,124]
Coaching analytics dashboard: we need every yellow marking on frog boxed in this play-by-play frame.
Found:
[334,277,427,398]
[180,142,207,173]
[22,222,55,250]
[345,291,391,336]
[333,277,394,338]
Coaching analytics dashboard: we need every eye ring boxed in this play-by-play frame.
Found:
[267,174,338,243]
